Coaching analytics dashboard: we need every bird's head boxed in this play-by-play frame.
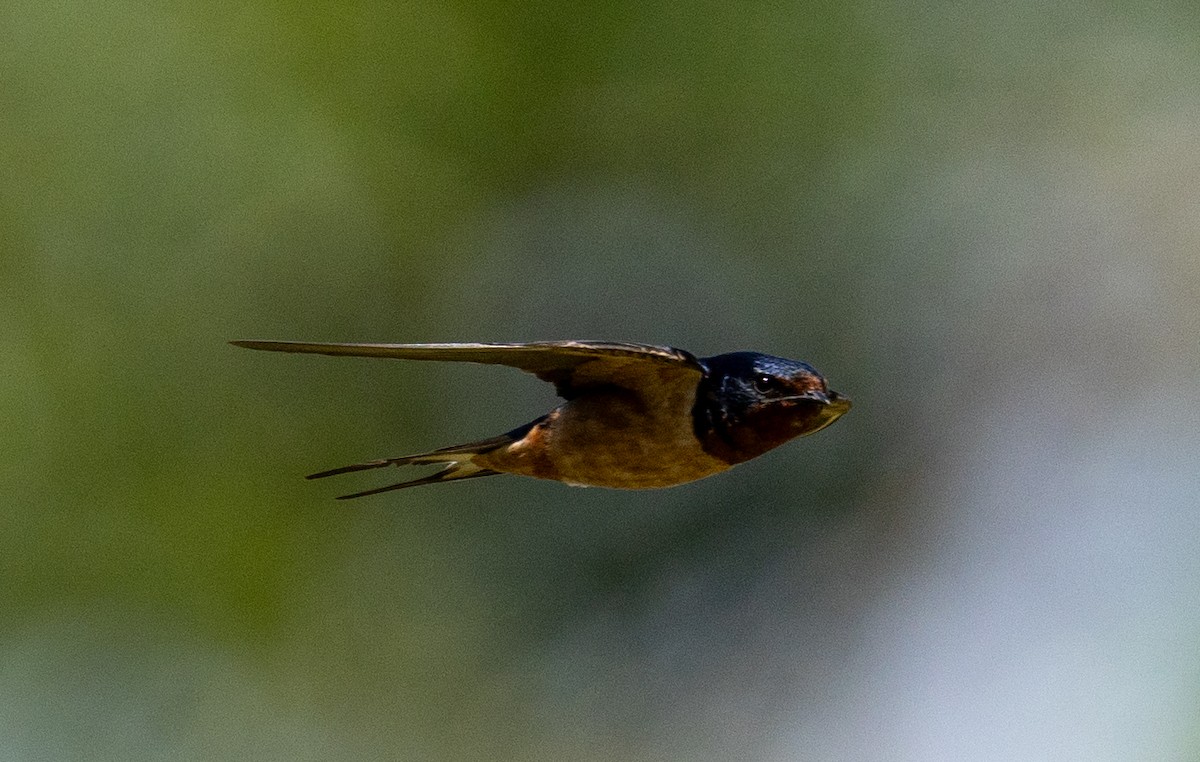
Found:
[693,351,851,464]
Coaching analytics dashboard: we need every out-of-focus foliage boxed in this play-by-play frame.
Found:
[3,1,1199,759]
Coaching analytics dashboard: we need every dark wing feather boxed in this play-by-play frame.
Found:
[230,340,705,398]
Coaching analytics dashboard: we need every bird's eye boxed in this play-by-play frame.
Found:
[753,374,780,394]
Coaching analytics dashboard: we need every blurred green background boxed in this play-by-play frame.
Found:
[4,1,1200,759]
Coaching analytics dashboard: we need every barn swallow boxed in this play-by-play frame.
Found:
[230,340,851,498]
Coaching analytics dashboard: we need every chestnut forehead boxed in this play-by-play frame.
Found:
[784,373,826,393]
[751,357,826,391]
[752,356,819,380]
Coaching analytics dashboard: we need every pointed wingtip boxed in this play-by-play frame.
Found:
[230,339,287,352]
[230,339,290,351]
[306,459,396,480]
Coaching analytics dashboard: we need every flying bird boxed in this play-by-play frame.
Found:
[230,340,851,498]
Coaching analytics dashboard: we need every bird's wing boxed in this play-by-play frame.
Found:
[230,340,706,398]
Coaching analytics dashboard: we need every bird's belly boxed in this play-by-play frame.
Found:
[552,434,731,489]
[480,391,731,489]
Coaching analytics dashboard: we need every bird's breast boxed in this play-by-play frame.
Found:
[480,383,731,489]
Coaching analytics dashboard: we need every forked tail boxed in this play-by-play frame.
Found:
[307,430,526,499]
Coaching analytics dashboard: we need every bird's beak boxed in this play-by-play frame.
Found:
[787,388,851,436]
[823,390,852,413]
[789,389,851,411]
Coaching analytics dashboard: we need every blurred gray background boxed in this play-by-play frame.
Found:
[3,1,1199,760]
